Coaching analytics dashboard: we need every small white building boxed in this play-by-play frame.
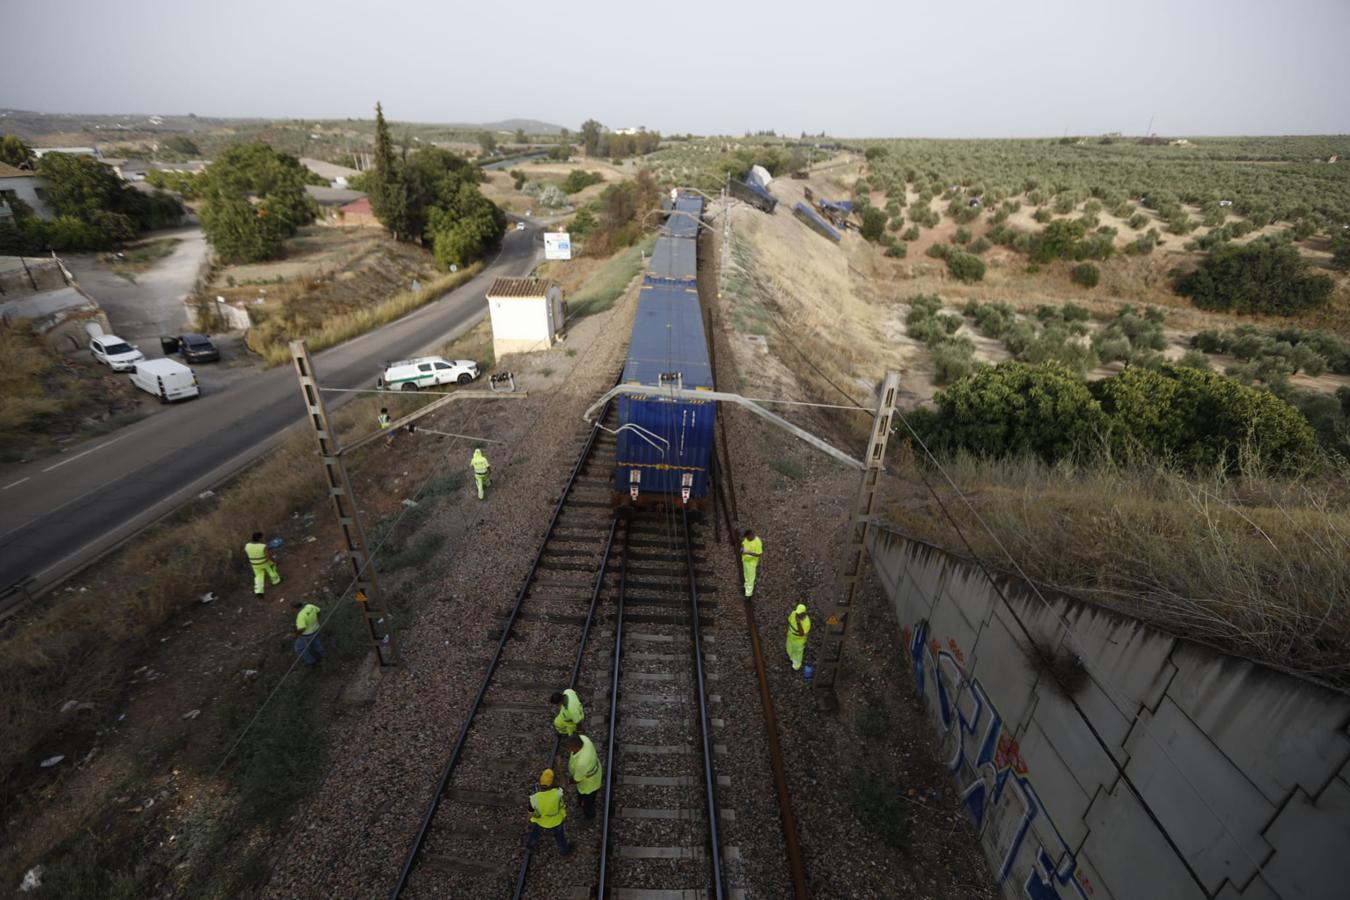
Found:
[0,162,53,219]
[485,276,565,359]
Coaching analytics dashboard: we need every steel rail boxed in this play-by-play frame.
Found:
[389,405,611,899]
[683,508,727,900]
[595,517,631,897]
[511,516,620,899]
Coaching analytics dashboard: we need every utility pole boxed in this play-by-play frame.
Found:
[813,371,901,708]
[289,341,398,665]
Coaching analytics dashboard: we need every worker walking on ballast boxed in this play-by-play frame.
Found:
[471,448,492,500]
[740,528,763,598]
[525,769,572,856]
[786,603,811,671]
[244,531,281,597]
[563,733,603,820]
[551,688,584,736]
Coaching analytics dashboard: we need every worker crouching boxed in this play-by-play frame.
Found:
[244,531,281,597]
[292,601,326,666]
[551,688,584,736]
[526,768,572,856]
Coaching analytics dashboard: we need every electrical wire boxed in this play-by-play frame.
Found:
[753,271,1273,884]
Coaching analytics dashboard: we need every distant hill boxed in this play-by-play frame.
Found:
[0,109,565,142]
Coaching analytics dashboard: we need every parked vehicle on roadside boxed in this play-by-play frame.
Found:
[161,333,221,363]
[376,356,480,391]
[130,358,200,403]
[89,333,145,371]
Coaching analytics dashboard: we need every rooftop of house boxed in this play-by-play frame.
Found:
[0,161,36,178]
[486,276,558,299]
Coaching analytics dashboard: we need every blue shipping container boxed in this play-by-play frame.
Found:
[648,234,698,282]
[666,195,705,239]
[616,278,714,504]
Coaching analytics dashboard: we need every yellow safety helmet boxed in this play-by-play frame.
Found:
[539,768,555,787]
[795,604,807,615]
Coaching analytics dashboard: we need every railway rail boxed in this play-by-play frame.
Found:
[391,401,738,899]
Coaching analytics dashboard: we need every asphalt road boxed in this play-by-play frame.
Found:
[0,224,541,593]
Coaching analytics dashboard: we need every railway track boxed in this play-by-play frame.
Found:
[391,403,738,899]
[596,509,735,900]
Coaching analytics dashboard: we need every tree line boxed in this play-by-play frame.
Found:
[0,137,184,254]
[365,104,506,270]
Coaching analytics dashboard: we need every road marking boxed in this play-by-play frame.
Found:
[2,477,30,491]
[41,431,135,474]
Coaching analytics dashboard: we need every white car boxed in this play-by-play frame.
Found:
[378,356,480,391]
[129,358,200,403]
[90,334,145,371]
[516,222,526,231]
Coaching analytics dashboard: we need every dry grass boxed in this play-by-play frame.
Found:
[883,449,1350,685]
[249,264,482,366]
[0,396,380,779]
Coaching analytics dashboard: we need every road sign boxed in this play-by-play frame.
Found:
[544,232,572,260]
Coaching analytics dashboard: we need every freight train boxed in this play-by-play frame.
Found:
[614,194,714,510]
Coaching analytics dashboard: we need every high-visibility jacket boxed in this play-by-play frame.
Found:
[295,603,321,635]
[529,787,566,827]
[554,689,584,734]
[377,412,391,429]
[244,541,270,568]
[568,735,603,795]
[787,609,811,643]
[471,450,491,475]
[741,536,763,563]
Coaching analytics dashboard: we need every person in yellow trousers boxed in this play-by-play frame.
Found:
[740,528,763,598]
[563,733,603,821]
[786,603,811,671]
[471,448,492,500]
[244,531,281,597]
[525,769,572,856]
[550,688,584,736]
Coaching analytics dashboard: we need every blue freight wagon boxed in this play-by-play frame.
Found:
[648,233,698,281]
[615,280,715,509]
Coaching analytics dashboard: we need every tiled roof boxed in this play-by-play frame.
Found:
[486,276,556,299]
[0,162,36,178]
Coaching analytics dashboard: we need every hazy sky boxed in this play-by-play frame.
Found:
[3,0,1348,137]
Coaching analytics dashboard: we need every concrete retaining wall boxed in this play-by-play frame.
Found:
[865,524,1350,900]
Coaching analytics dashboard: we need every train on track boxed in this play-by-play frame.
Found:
[614,193,716,511]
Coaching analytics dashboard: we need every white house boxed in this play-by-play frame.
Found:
[485,276,566,359]
[31,147,101,160]
[0,162,53,220]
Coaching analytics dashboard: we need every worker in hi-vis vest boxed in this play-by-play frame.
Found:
[740,529,763,598]
[563,733,604,820]
[551,688,584,736]
[292,601,326,665]
[378,407,395,447]
[786,603,811,671]
[471,448,492,500]
[244,531,281,597]
[526,769,572,856]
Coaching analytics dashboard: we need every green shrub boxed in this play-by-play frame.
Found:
[916,362,1106,463]
[926,242,949,259]
[953,226,971,245]
[1033,208,1053,224]
[946,251,985,282]
[885,242,908,258]
[1070,262,1100,288]
[861,207,887,242]
[1091,365,1319,472]
[969,236,992,254]
[902,225,920,241]
[560,169,604,194]
[931,338,977,384]
[1176,350,1212,370]
[1176,238,1333,315]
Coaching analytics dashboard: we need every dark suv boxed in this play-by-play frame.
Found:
[163,333,221,363]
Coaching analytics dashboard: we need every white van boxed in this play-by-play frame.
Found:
[130,358,200,403]
[377,356,479,391]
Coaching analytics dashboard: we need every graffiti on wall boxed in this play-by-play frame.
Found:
[905,620,1095,900]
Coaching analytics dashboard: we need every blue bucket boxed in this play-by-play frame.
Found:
[803,663,814,680]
